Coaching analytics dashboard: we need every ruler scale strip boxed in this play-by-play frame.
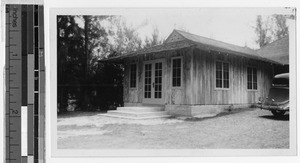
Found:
[21,5,28,163]
[5,4,10,162]
[22,5,28,107]
[5,4,45,163]
[38,5,45,163]
[6,5,22,163]
[34,5,39,163]
[27,5,34,160]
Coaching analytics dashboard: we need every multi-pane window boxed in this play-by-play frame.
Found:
[130,64,137,88]
[172,58,182,87]
[247,67,257,90]
[154,62,163,98]
[144,64,152,98]
[216,61,229,88]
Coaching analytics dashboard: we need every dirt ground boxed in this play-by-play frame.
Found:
[57,108,289,149]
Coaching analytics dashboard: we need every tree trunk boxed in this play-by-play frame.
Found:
[81,16,90,110]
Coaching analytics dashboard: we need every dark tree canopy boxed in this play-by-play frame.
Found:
[57,15,164,113]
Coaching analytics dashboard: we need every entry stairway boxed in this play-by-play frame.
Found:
[104,105,171,120]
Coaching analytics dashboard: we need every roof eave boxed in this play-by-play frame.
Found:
[99,40,195,62]
[194,43,281,65]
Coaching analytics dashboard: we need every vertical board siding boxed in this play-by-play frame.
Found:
[192,48,273,105]
[123,47,273,106]
[137,56,143,103]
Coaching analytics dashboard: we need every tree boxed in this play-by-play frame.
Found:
[271,14,289,40]
[144,26,164,48]
[57,15,112,112]
[80,16,112,109]
[57,15,163,112]
[254,14,290,48]
[57,15,85,111]
[93,16,146,110]
[100,16,144,59]
[254,15,271,47]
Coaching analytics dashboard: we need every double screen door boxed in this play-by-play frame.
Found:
[143,59,165,104]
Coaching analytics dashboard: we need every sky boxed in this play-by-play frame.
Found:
[116,8,294,49]
[75,8,294,50]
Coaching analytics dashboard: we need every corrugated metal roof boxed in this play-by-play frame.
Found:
[101,29,289,65]
[101,40,195,61]
[174,30,279,63]
[175,30,259,56]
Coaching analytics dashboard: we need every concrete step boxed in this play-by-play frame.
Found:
[102,106,170,120]
[117,106,165,112]
[107,110,168,117]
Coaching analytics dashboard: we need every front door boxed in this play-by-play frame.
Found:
[143,59,165,104]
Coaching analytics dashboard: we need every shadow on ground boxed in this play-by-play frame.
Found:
[185,107,257,122]
[58,111,107,119]
[258,114,289,121]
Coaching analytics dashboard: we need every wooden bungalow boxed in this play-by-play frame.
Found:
[103,30,285,117]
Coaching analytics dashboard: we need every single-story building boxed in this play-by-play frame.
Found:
[102,29,288,117]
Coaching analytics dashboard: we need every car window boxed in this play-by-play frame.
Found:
[272,78,289,87]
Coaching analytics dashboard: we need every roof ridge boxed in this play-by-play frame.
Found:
[174,29,256,52]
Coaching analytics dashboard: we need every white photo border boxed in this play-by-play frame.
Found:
[49,7,297,157]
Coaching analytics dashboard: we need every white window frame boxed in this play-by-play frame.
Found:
[215,60,230,90]
[129,63,138,89]
[246,66,258,91]
[171,56,183,88]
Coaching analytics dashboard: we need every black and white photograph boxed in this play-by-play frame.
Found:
[51,7,296,155]
[1,0,300,163]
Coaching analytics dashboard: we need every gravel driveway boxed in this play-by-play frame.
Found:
[57,108,289,149]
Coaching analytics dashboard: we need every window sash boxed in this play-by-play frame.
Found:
[172,58,182,87]
[247,67,257,90]
[130,64,137,88]
[216,61,229,88]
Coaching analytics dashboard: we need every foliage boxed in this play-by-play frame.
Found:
[270,15,289,40]
[57,15,164,113]
[254,14,290,48]
[254,15,271,48]
[57,15,120,112]
[106,16,143,58]
[144,26,164,48]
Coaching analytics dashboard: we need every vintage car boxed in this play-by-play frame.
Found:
[257,73,289,116]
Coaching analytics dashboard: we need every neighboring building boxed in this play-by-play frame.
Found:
[102,30,288,117]
[257,36,289,74]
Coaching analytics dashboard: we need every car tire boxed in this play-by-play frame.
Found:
[271,110,286,117]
